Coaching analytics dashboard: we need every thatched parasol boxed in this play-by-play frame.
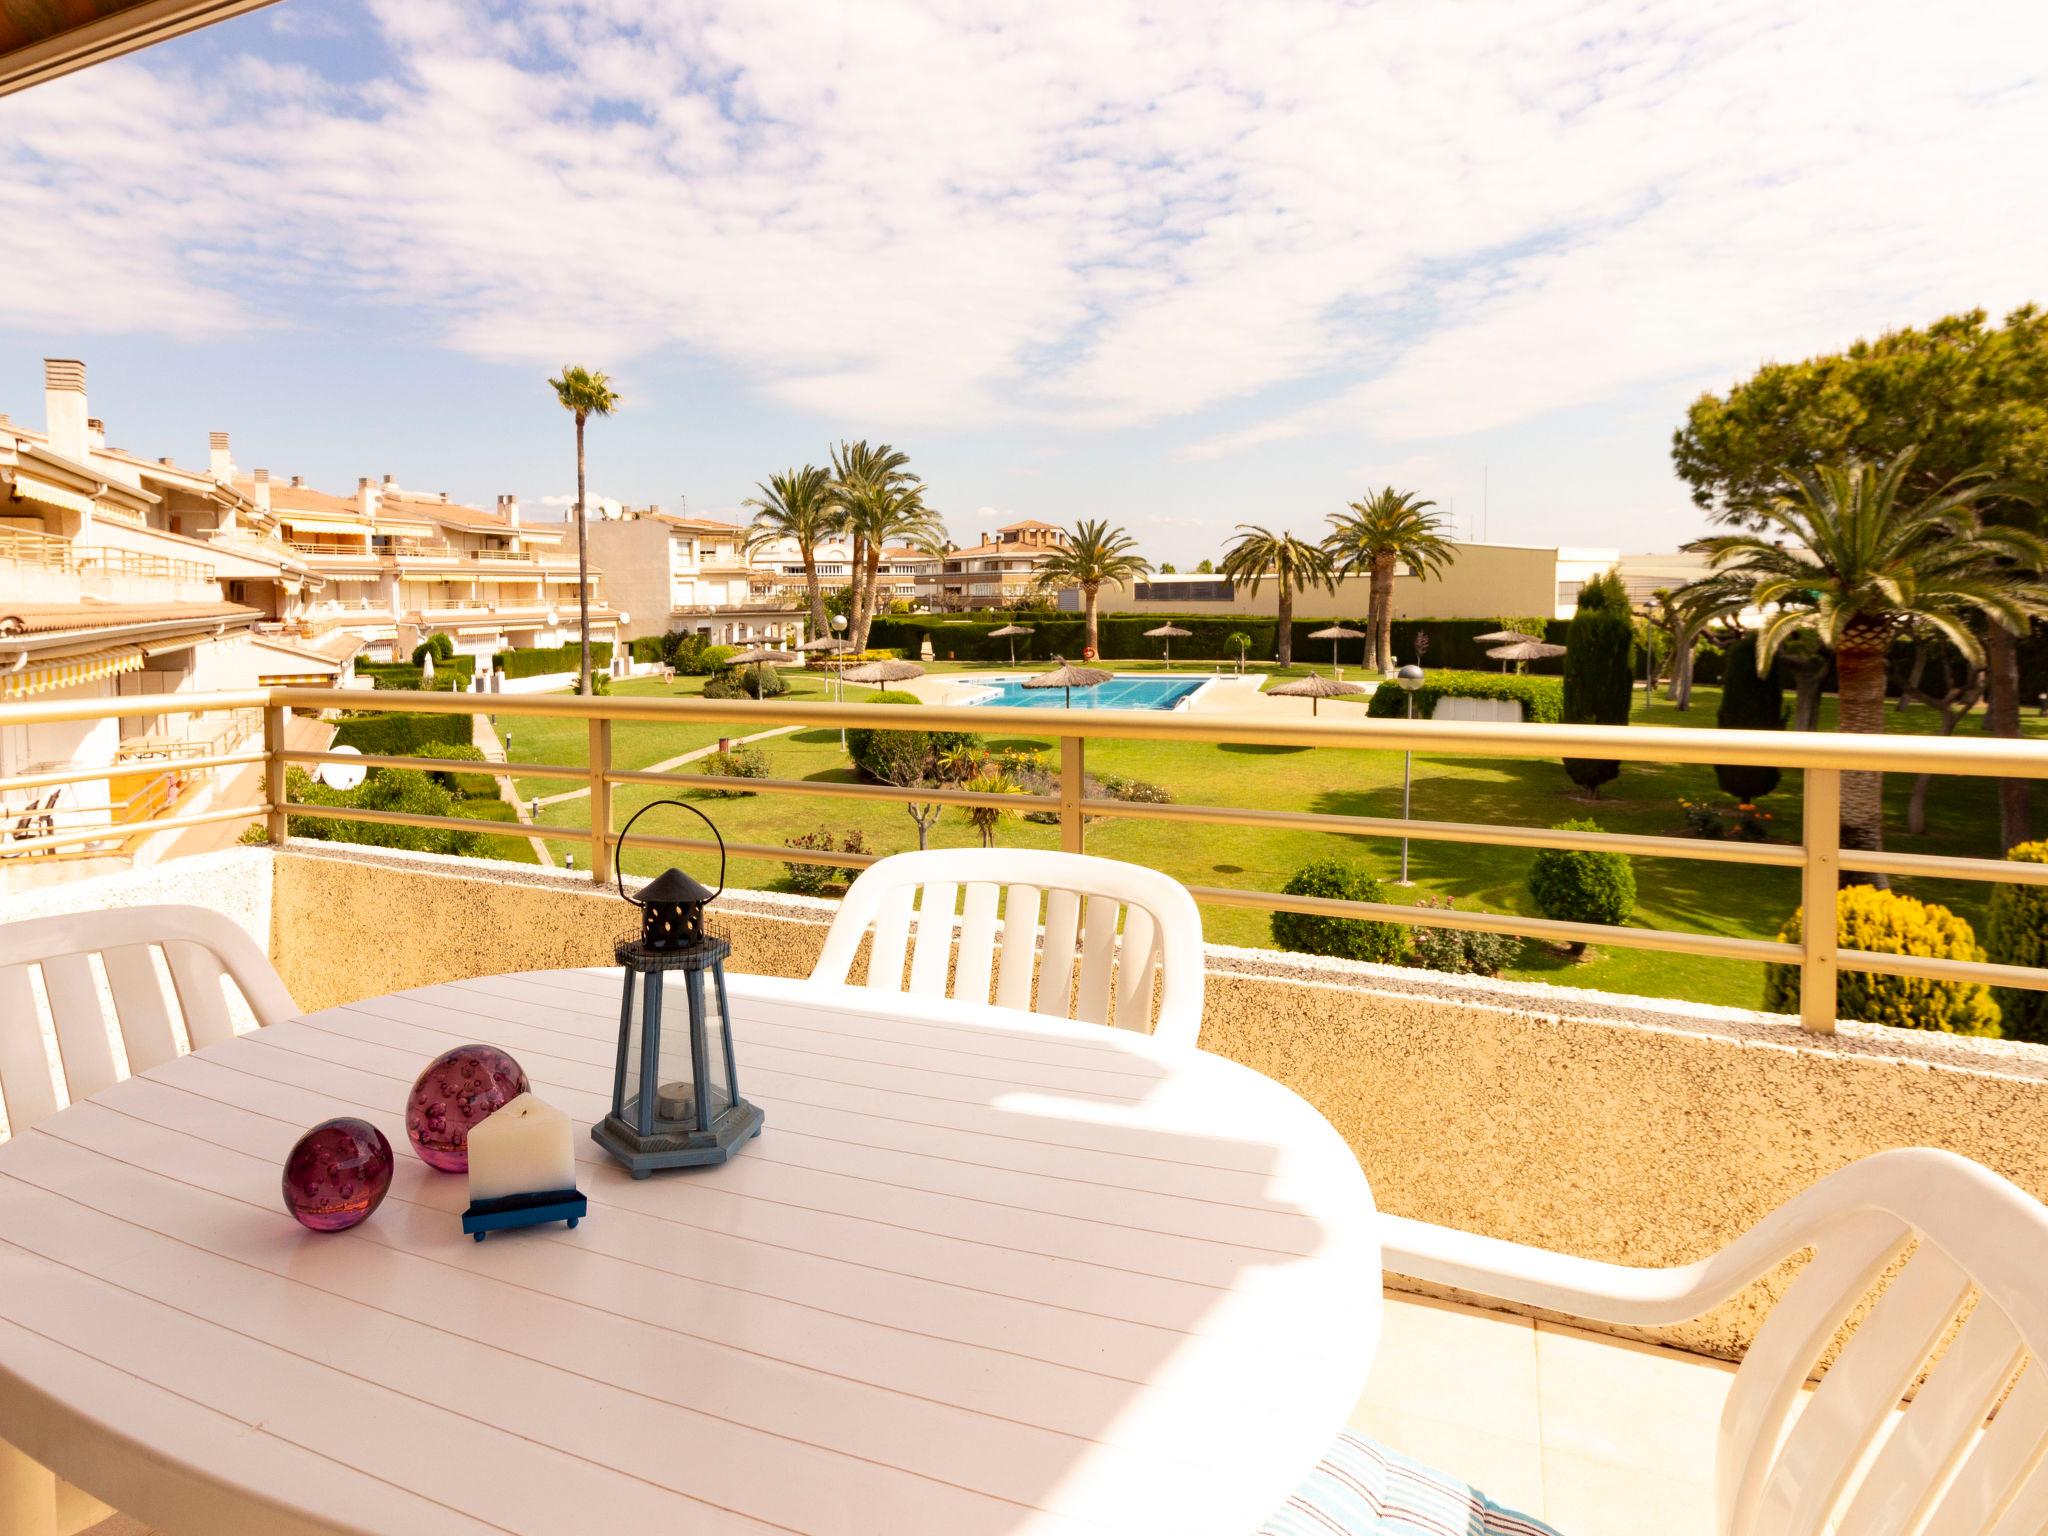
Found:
[1022,658,1114,708]
[1486,639,1566,674]
[1264,671,1366,717]
[1144,623,1192,664]
[988,622,1034,665]
[724,645,803,694]
[798,636,851,652]
[842,659,926,689]
[1474,628,1541,645]
[1308,623,1366,670]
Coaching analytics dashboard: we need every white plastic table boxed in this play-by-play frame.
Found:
[0,969,1380,1536]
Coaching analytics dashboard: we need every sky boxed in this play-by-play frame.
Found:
[1,0,2044,565]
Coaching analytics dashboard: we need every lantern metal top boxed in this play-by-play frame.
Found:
[615,799,729,968]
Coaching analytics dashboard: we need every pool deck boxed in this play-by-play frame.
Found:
[902,670,1382,718]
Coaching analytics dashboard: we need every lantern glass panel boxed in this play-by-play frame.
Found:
[618,969,657,1134]
[652,973,706,1134]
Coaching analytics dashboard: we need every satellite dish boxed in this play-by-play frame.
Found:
[316,744,367,792]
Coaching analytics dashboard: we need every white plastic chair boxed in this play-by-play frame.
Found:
[811,848,1206,1047]
[0,904,296,1139]
[1380,1147,2048,1536]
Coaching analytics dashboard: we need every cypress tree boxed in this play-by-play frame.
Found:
[1714,633,1785,802]
[1561,570,1635,795]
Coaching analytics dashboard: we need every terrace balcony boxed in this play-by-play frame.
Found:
[6,686,2048,1535]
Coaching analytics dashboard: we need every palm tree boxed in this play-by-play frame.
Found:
[1689,449,2046,857]
[828,441,934,649]
[1037,520,1152,656]
[1219,526,1335,667]
[1325,488,1457,672]
[547,365,620,696]
[743,466,837,641]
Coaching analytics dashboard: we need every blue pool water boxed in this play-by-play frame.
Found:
[966,675,1206,711]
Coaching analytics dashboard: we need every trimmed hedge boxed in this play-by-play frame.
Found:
[1766,886,2001,1035]
[1561,572,1635,794]
[1714,634,1785,802]
[1986,841,2048,1042]
[284,766,483,857]
[356,661,470,692]
[870,613,1578,669]
[1365,669,1561,724]
[331,711,475,756]
[495,641,613,679]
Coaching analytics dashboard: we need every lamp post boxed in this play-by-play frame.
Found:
[1396,663,1424,886]
[831,613,849,750]
[1637,600,1655,716]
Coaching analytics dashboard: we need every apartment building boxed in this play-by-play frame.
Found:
[919,519,1068,611]
[744,529,937,613]
[1,360,345,881]
[274,473,622,664]
[585,508,807,646]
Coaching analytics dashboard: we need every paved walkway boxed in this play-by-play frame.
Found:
[472,716,556,867]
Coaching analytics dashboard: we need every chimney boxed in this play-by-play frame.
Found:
[290,475,304,488]
[497,494,521,528]
[358,475,380,522]
[86,417,107,452]
[253,468,272,514]
[382,473,394,486]
[208,431,233,481]
[43,359,88,462]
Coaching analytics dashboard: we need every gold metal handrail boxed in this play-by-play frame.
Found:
[9,683,2048,1032]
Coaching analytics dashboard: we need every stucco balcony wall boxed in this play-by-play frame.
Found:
[13,840,2048,1365]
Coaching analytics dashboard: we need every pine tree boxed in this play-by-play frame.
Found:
[1561,571,1635,795]
[1714,633,1785,802]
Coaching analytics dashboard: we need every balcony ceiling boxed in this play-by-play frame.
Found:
[0,0,279,97]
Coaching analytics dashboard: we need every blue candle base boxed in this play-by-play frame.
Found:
[462,1188,587,1241]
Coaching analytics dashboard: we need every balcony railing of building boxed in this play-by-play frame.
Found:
[79,547,216,586]
[7,686,2048,1033]
[0,525,74,572]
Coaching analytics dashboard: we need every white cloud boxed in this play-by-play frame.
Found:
[1,0,2042,456]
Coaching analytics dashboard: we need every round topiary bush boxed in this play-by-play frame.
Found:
[1269,858,1406,964]
[702,665,788,700]
[845,690,932,784]
[1526,819,1635,954]
[1764,885,2001,1035]
[1983,841,2048,1041]
[411,632,456,666]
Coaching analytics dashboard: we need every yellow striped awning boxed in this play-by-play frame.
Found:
[8,473,96,517]
[1,645,146,700]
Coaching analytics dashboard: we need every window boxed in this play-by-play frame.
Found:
[1557,580,1583,606]
[1135,579,1232,602]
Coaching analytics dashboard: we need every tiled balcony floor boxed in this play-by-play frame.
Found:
[1354,1291,1728,1533]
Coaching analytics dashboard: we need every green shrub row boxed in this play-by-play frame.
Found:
[866,615,1578,669]
[494,641,614,679]
[355,662,469,692]
[331,711,474,756]
[284,765,484,857]
[1363,669,1563,724]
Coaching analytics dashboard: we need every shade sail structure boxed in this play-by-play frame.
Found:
[1265,671,1366,717]
[1143,623,1192,663]
[1022,660,1113,708]
[842,659,926,686]
[988,623,1034,664]
[1308,624,1367,668]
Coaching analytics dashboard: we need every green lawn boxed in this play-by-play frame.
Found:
[503,666,2047,1013]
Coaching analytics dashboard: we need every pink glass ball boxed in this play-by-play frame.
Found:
[282,1117,393,1233]
[406,1044,530,1173]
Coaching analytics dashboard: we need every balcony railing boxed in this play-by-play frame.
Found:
[0,525,75,573]
[79,546,216,586]
[7,686,2048,1032]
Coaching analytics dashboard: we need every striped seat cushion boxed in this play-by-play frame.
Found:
[1257,1431,1563,1536]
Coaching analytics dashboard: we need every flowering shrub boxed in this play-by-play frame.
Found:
[782,827,871,895]
[1406,897,1524,977]
[1764,885,2000,1034]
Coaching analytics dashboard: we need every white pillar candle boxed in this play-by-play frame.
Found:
[467,1093,576,1202]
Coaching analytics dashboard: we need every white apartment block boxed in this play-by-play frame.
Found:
[1,359,347,887]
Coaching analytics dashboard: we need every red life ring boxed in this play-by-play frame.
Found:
[1082,645,1097,661]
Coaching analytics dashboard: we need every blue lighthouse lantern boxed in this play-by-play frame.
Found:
[592,800,764,1177]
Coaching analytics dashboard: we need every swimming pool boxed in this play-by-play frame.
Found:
[959,675,1209,711]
